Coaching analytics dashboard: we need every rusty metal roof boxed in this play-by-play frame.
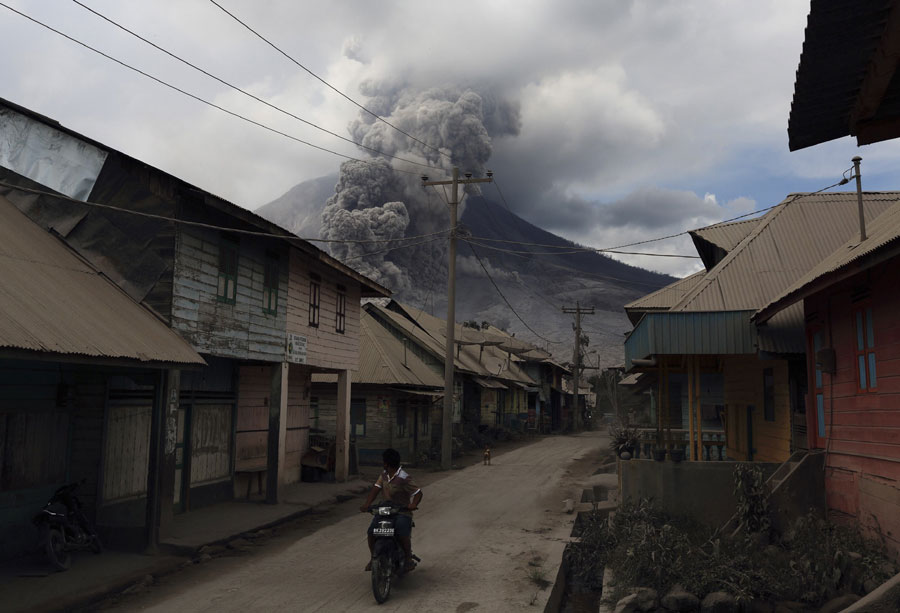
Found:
[789,0,900,150]
[757,199,900,322]
[0,195,204,366]
[672,192,900,312]
[356,310,444,387]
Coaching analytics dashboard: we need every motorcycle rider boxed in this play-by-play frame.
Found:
[359,448,423,572]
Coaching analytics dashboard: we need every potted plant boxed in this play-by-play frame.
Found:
[669,442,685,462]
[608,419,638,460]
[652,428,667,462]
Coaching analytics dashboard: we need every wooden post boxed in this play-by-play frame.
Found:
[695,359,703,460]
[158,369,180,534]
[267,362,288,504]
[144,370,167,553]
[335,369,351,482]
[688,357,695,460]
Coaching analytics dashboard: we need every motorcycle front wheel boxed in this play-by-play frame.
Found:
[45,528,71,571]
[370,554,391,604]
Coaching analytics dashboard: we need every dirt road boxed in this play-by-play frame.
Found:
[104,431,608,612]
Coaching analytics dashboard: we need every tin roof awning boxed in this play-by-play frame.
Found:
[473,377,507,390]
[0,195,205,367]
[624,310,759,371]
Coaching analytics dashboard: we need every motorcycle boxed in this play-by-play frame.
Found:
[367,502,421,604]
[33,481,102,571]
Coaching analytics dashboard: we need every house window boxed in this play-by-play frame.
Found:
[350,398,366,437]
[336,285,346,334]
[763,368,775,422]
[263,252,279,314]
[310,396,319,429]
[217,235,238,304]
[421,406,429,435]
[855,306,877,391]
[309,273,320,327]
[397,400,407,438]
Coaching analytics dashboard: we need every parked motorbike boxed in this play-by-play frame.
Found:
[367,502,420,604]
[33,481,102,571]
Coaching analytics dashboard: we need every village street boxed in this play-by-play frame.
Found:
[94,431,607,612]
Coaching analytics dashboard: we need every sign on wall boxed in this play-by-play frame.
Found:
[286,333,307,364]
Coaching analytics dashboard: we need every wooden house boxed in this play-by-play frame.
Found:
[0,195,204,557]
[311,309,443,465]
[753,0,900,556]
[756,201,900,556]
[0,99,389,544]
[624,193,899,462]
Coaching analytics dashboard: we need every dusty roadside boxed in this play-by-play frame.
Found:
[80,432,570,612]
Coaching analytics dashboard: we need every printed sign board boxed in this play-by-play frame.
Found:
[286,333,307,364]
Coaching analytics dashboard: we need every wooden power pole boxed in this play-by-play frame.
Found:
[562,302,593,430]
[423,167,493,470]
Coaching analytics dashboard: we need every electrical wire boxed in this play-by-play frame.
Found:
[0,2,427,177]
[464,241,564,345]
[462,237,700,258]
[208,0,452,163]
[480,179,851,253]
[72,0,440,173]
[0,180,450,245]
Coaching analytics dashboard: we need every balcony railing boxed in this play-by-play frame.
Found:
[633,428,728,461]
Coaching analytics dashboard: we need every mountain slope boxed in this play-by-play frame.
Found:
[257,177,675,365]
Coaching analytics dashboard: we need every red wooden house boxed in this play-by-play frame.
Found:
[756,201,900,557]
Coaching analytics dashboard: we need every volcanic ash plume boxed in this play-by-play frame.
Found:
[321,83,521,294]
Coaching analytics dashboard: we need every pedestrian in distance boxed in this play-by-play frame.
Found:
[483,444,491,465]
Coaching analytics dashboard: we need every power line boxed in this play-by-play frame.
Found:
[72,0,438,173]
[0,2,428,177]
[464,241,563,345]
[208,0,451,162]
[463,238,700,258]
[482,179,851,254]
[0,180,450,245]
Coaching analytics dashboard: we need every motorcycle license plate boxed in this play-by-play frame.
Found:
[373,527,395,536]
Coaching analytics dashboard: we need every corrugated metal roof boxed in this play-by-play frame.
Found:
[372,302,538,386]
[757,199,900,322]
[672,192,900,312]
[0,98,390,298]
[624,271,706,319]
[689,218,761,270]
[0,196,205,365]
[357,310,444,387]
[624,310,759,370]
[788,0,900,150]
[690,218,759,253]
[756,304,806,354]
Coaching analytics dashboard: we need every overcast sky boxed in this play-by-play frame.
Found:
[3,0,900,278]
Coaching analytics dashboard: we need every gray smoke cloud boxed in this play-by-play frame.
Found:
[321,83,521,293]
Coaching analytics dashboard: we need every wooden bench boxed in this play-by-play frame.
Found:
[235,460,267,499]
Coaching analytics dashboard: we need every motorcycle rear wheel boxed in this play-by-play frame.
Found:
[89,534,103,554]
[45,528,71,571]
[370,554,391,604]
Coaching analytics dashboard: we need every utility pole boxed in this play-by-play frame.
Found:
[423,167,493,469]
[562,302,594,430]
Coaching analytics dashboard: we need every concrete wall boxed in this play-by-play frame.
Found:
[620,459,780,527]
